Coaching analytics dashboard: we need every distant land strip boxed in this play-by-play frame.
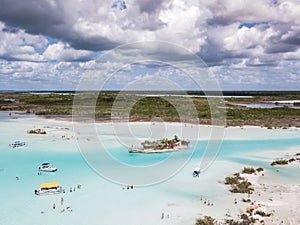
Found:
[1,90,300,96]
[1,91,300,128]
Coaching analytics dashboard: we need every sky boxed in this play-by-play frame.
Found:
[0,0,300,91]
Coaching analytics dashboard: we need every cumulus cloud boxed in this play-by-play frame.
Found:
[0,21,95,62]
[0,0,206,52]
[0,22,47,61]
[43,42,93,61]
[0,0,300,90]
[0,60,85,90]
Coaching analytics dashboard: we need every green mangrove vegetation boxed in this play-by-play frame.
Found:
[195,213,257,225]
[241,167,256,174]
[27,129,47,134]
[1,92,300,127]
[225,172,254,194]
[270,158,300,166]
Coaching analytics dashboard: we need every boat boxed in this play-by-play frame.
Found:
[39,163,57,172]
[129,135,190,154]
[193,167,201,177]
[35,182,63,195]
[9,140,26,148]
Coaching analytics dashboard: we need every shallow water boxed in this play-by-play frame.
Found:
[232,103,300,109]
[0,112,300,225]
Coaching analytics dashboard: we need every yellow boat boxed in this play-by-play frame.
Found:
[35,182,62,195]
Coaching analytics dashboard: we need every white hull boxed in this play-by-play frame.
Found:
[39,163,57,172]
[35,187,62,195]
[9,142,26,148]
[39,168,57,172]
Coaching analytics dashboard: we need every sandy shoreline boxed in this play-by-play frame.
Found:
[212,142,300,225]
[4,111,300,139]
[27,113,300,142]
[236,163,300,225]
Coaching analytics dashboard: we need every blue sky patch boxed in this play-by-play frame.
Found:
[238,22,257,29]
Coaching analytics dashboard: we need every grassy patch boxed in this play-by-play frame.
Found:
[242,167,256,174]
[1,92,300,127]
[256,167,264,172]
[270,159,289,166]
[27,129,47,134]
[195,216,216,225]
[195,213,257,225]
[225,173,254,194]
[254,210,272,217]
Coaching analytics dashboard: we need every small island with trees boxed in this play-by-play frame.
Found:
[128,135,190,154]
[27,128,47,134]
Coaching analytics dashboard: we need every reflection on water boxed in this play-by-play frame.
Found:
[0,111,36,121]
[232,103,300,109]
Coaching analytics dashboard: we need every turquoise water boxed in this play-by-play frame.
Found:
[1,113,300,225]
[104,138,300,169]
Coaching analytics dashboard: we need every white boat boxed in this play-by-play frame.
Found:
[39,163,57,172]
[35,182,62,195]
[9,140,26,148]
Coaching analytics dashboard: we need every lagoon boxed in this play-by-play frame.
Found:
[0,112,300,225]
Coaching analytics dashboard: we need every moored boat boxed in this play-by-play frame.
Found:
[9,141,26,148]
[39,163,57,172]
[35,182,62,195]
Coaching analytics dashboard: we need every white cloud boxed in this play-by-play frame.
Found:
[0,22,47,61]
[157,0,207,52]
[43,42,93,61]
[0,21,96,62]
[0,0,300,90]
[283,49,300,60]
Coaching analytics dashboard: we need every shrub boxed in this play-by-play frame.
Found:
[255,210,272,217]
[27,129,47,134]
[224,213,256,225]
[242,198,251,203]
[242,167,256,174]
[195,216,217,225]
[231,181,254,194]
[270,159,289,166]
[256,167,264,172]
[225,176,240,185]
[225,173,253,194]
